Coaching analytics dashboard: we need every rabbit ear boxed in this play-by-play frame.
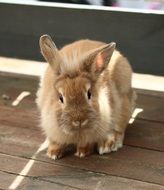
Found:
[84,42,116,75]
[39,35,61,73]
[94,42,116,72]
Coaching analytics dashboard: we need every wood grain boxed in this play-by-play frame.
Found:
[126,119,164,151]
[0,122,164,185]
[1,154,164,190]
[0,75,164,189]
[136,94,164,123]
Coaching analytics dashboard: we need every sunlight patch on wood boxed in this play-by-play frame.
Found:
[129,108,143,124]
[12,91,31,106]
[8,139,49,190]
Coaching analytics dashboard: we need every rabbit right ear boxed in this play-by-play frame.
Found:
[83,42,116,76]
[39,35,61,74]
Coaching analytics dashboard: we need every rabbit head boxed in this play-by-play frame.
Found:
[39,35,115,135]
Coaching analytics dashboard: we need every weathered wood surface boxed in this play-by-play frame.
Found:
[0,75,164,190]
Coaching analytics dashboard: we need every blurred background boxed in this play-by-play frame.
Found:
[38,0,164,10]
[0,0,163,75]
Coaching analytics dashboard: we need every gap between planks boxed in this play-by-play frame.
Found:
[0,170,81,190]
[1,141,164,186]
[8,139,48,190]
[1,152,164,189]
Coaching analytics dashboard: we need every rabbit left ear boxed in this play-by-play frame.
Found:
[39,34,62,74]
[84,42,116,74]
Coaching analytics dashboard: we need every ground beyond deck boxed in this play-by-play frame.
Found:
[0,75,164,190]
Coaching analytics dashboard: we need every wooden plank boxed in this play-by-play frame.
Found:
[1,73,164,122]
[55,147,164,186]
[0,171,78,190]
[0,106,39,131]
[0,76,37,110]
[0,75,37,94]
[0,171,16,190]
[1,154,164,190]
[126,119,164,151]
[14,178,77,190]
[1,104,163,152]
[1,74,164,122]
[0,123,43,158]
[41,175,164,190]
[0,122,164,185]
[0,153,84,189]
[16,179,78,190]
[135,88,164,98]
[0,1,164,75]
[0,75,164,187]
[136,94,164,123]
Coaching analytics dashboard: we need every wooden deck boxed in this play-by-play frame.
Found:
[0,74,164,190]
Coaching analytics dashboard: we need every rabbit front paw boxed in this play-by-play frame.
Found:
[47,142,65,160]
[75,144,95,158]
[98,132,124,155]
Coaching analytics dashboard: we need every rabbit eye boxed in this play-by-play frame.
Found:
[59,94,64,103]
[87,89,91,100]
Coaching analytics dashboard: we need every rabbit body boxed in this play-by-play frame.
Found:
[36,36,136,159]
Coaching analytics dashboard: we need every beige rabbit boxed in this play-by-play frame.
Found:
[36,35,136,159]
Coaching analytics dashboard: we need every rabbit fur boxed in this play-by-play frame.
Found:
[36,35,136,159]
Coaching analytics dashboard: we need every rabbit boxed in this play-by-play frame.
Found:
[36,34,136,160]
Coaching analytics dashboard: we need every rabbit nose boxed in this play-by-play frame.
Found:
[81,119,88,126]
[72,121,80,127]
[72,119,88,127]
